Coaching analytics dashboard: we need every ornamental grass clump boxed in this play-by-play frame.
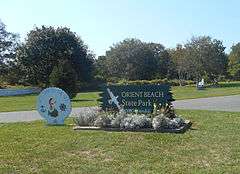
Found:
[152,114,169,130]
[152,103,187,130]
[153,103,176,119]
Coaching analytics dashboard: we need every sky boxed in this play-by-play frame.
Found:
[1,0,240,56]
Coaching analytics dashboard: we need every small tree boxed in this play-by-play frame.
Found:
[49,60,78,99]
[228,43,240,80]
[169,44,188,85]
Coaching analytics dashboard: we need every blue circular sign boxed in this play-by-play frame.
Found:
[37,87,72,125]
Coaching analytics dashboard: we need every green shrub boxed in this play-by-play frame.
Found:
[120,114,151,130]
[152,115,169,130]
[111,110,127,128]
[49,60,78,99]
[152,115,185,130]
[94,114,112,128]
[109,79,195,86]
[77,80,104,91]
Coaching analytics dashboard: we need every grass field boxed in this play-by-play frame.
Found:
[0,110,240,173]
[172,81,240,100]
[1,81,240,112]
[0,92,100,112]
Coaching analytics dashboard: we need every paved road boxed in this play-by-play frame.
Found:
[0,107,99,123]
[1,95,240,123]
[173,95,240,112]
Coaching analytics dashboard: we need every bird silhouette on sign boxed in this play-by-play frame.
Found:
[107,88,121,110]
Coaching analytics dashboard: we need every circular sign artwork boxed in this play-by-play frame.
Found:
[37,87,72,125]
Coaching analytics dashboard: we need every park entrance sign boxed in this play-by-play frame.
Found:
[37,87,72,125]
[99,84,174,113]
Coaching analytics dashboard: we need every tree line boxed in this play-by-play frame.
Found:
[1,20,240,96]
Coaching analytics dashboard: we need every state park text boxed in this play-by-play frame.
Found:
[99,85,173,113]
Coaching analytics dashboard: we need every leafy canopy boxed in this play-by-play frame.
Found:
[49,60,78,98]
[170,36,227,83]
[0,20,18,75]
[228,43,240,79]
[96,38,170,81]
[16,26,94,86]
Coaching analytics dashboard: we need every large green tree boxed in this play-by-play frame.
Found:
[16,26,94,86]
[146,43,170,79]
[49,60,78,98]
[0,20,18,78]
[96,38,170,81]
[228,43,240,80]
[94,55,109,80]
[171,36,227,83]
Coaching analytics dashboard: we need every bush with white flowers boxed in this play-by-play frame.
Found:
[111,110,127,128]
[73,105,188,131]
[120,114,151,130]
[152,114,185,130]
[73,108,98,126]
[94,114,112,128]
[152,114,168,130]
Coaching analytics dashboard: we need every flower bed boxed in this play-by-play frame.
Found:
[73,104,192,133]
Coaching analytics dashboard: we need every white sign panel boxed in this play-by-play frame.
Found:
[37,87,72,125]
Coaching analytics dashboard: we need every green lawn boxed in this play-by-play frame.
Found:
[1,81,240,112]
[0,92,100,112]
[1,110,240,173]
[172,81,240,100]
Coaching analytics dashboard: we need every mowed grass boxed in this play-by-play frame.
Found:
[1,110,240,173]
[1,81,240,112]
[172,81,240,100]
[0,92,100,112]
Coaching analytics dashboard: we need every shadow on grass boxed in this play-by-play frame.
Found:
[44,124,74,127]
[204,82,240,88]
[189,127,198,131]
[219,82,240,88]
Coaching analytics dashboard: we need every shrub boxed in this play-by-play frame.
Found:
[73,109,98,126]
[73,108,187,131]
[94,114,112,128]
[49,60,78,99]
[111,110,127,128]
[152,114,170,130]
[153,103,176,119]
[172,117,185,128]
[120,114,151,130]
[152,115,185,130]
[111,79,195,86]
[77,81,102,92]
